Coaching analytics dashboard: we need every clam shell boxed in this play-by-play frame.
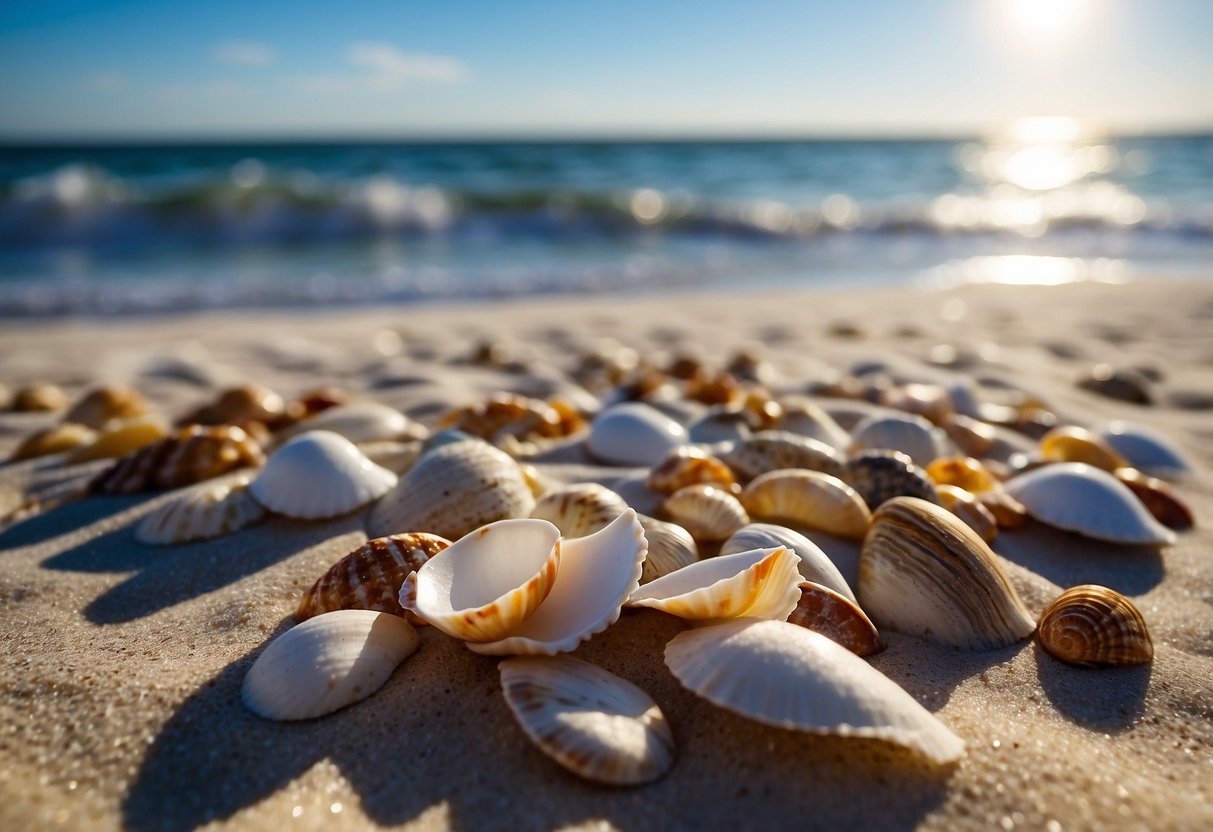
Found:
[467,509,647,656]
[241,609,419,721]
[587,402,687,466]
[530,482,630,538]
[645,446,739,495]
[250,430,396,520]
[637,515,699,583]
[1096,421,1193,480]
[499,656,675,786]
[721,523,855,603]
[1115,468,1194,530]
[401,518,561,642]
[774,398,851,450]
[356,439,423,475]
[11,383,67,412]
[89,425,266,495]
[843,449,939,509]
[849,413,950,465]
[788,581,884,657]
[67,415,169,463]
[1003,462,1177,546]
[858,497,1036,650]
[1039,426,1128,472]
[687,408,752,444]
[719,431,846,483]
[63,384,150,429]
[9,423,98,462]
[664,619,965,764]
[940,413,997,458]
[935,484,999,544]
[286,401,425,444]
[740,469,871,540]
[367,437,535,540]
[135,470,266,545]
[1037,584,1153,668]
[627,545,801,622]
[297,532,452,623]
[662,484,749,542]
[925,456,1000,494]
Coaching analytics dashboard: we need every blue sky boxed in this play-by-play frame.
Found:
[1,0,1210,139]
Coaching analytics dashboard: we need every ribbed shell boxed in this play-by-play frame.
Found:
[587,402,688,466]
[250,430,397,520]
[843,450,939,510]
[135,470,266,545]
[637,515,699,583]
[849,413,950,466]
[664,620,965,765]
[1039,426,1128,472]
[788,581,884,657]
[645,446,739,495]
[627,546,802,622]
[499,656,675,786]
[530,482,630,538]
[858,497,1036,650]
[1037,585,1153,667]
[662,484,750,542]
[740,469,871,540]
[721,523,855,603]
[720,431,846,482]
[89,425,265,495]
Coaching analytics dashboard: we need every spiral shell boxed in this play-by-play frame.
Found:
[530,482,630,538]
[89,425,266,495]
[1037,585,1153,668]
[740,469,871,540]
[720,431,846,483]
[645,446,739,495]
[788,581,884,657]
[843,450,939,510]
[662,484,749,543]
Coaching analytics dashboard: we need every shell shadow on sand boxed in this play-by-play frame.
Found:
[993,522,1165,597]
[1033,644,1152,732]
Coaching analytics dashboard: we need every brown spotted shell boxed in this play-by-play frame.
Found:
[1037,585,1153,667]
[88,425,265,495]
[645,446,739,495]
[787,581,884,657]
[63,384,151,429]
[720,431,846,483]
[530,482,630,538]
[843,450,939,510]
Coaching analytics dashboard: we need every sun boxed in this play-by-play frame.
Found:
[1002,0,1090,43]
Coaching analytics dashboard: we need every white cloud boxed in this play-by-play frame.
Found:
[213,40,277,66]
[299,42,467,93]
[86,72,127,93]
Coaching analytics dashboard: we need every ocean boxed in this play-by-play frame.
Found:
[2,130,1211,316]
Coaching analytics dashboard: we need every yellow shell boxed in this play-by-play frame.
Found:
[662,484,750,543]
[740,469,871,540]
[925,456,1000,494]
[9,422,97,462]
[1039,426,1129,472]
[787,581,884,657]
[1037,585,1153,667]
[627,545,802,622]
[67,414,170,463]
[63,384,151,429]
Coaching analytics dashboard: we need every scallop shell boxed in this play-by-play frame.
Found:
[1096,421,1193,480]
[740,469,871,540]
[249,430,396,520]
[499,656,675,786]
[788,581,884,657]
[89,425,266,495]
[935,484,999,544]
[664,619,965,764]
[241,609,420,721]
[627,545,801,622]
[843,450,939,509]
[63,384,151,429]
[662,484,750,542]
[135,470,266,545]
[286,401,425,444]
[1039,426,1128,472]
[530,482,630,538]
[1003,462,1177,546]
[858,497,1036,650]
[466,509,647,656]
[774,398,851,450]
[9,423,98,462]
[719,431,846,483]
[367,437,536,540]
[645,446,739,495]
[587,402,688,466]
[637,514,699,583]
[721,523,855,603]
[297,532,452,623]
[67,415,169,463]
[400,518,561,642]
[849,413,950,465]
[1037,584,1153,668]
[1115,468,1194,530]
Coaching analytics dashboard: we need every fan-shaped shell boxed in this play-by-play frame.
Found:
[720,431,846,482]
[935,484,999,544]
[662,484,749,542]
[788,581,883,657]
[241,609,419,721]
[1003,462,1177,546]
[530,482,630,538]
[499,656,675,786]
[9,423,97,462]
[636,514,699,583]
[740,469,871,540]
[286,401,425,444]
[664,619,965,764]
[645,446,739,495]
[849,413,950,465]
[135,470,265,545]
[1037,585,1153,667]
[1039,426,1128,472]
[587,402,687,466]
[721,523,855,603]
[67,415,169,463]
[858,497,1036,650]
[63,384,150,429]
[843,450,939,509]
[627,545,801,622]
[1096,421,1193,480]
[250,430,396,520]
[89,425,266,495]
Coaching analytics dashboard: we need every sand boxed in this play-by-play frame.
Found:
[1,279,1211,832]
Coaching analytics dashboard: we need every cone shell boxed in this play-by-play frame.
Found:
[241,609,419,721]
[722,523,856,603]
[89,425,266,495]
[499,656,675,786]
[662,484,749,543]
[645,446,739,495]
[1040,426,1128,472]
[9,423,97,462]
[935,484,999,544]
[63,384,150,429]
[250,430,396,520]
[1115,468,1194,530]
[858,497,1036,650]
[530,482,630,538]
[298,532,452,623]
[740,469,871,540]
[627,545,801,622]
[367,437,535,540]
[135,470,265,545]
[587,402,688,466]
[788,581,884,657]
[849,413,949,465]
[67,415,169,463]
[664,619,965,764]
[1003,462,1177,546]
[843,450,939,509]
[719,431,846,482]
[285,401,425,444]
[637,515,699,583]
[1096,421,1192,480]
[1037,585,1153,668]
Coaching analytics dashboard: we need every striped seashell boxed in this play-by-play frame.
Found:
[89,425,265,495]
[1037,585,1153,668]
[925,456,1000,494]
[843,449,939,510]
[1114,468,1194,530]
[67,414,169,463]
[499,656,675,786]
[1039,426,1128,472]
[719,431,846,483]
[637,514,698,583]
[858,497,1036,651]
[63,384,151,429]
[250,431,397,520]
[627,545,802,622]
[788,581,884,657]
[530,482,630,538]
[740,469,871,540]
[135,470,265,545]
[297,532,452,624]
[587,402,688,467]
[1096,421,1192,481]
[934,484,999,544]
[849,413,950,465]
[645,446,739,495]
[665,620,965,764]
[662,484,749,543]
[721,523,855,603]
[9,422,98,462]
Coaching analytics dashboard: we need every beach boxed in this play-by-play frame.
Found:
[1,278,1211,832]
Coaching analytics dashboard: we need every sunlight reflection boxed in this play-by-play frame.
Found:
[922,255,1130,288]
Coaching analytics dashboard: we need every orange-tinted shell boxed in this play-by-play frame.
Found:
[439,392,569,444]
[1040,426,1129,472]
[88,425,265,494]
[926,456,1000,494]
[1115,468,1194,530]
[63,385,150,429]
[935,484,999,545]
[181,383,286,429]
[787,581,884,657]
[646,446,739,495]
[1037,584,1153,668]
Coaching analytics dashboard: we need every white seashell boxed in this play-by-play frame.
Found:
[1003,462,1177,546]
[740,469,871,540]
[285,401,425,444]
[721,523,855,604]
[849,413,950,466]
[367,437,535,540]
[775,397,851,450]
[400,518,561,642]
[241,610,419,721]
[587,402,688,466]
[637,514,699,583]
[467,509,647,656]
[249,430,397,520]
[135,470,265,545]
[1095,421,1193,480]
[687,408,752,445]
[499,655,675,786]
[627,546,802,621]
[530,482,630,538]
[355,439,423,475]
[662,484,749,542]
[664,619,965,764]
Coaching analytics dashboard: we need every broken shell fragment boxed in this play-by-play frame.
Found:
[844,450,939,510]
[250,430,396,520]
[627,545,801,622]
[135,470,265,545]
[530,482,630,538]
[637,514,699,583]
[740,469,871,540]
[719,431,846,483]
[721,523,855,603]
[662,484,750,542]
[1037,585,1153,668]
[587,402,687,466]
[788,581,884,657]
[89,425,266,495]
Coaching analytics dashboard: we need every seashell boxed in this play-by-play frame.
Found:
[9,423,98,462]
[587,402,688,466]
[843,450,939,509]
[940,413,997,458]
[664,619,965,764]
[687,407,753,444]
[788,581,884,657]
[356,439,423,475]
[721,523,856,603]
[135,470,266,545]
[735,389,783,431]
[1096,421,1193,480]
[1077,364,1152,404]
[66,414,169,463]
[935,484,999,544]
[1003,463,1177,546]
[1039,426,1128,472]
[367,437,535,540]
[1037,585,1153,668]
[978,489,1029,529]
[720,431,846,483]
[858,497,1035,650]
[662,484,749,542]
[12,383,68,412]
[881,383,954,425]
[63,384,151,429]
[775,398,852,450]
[1114,468,1194,530]
[439,392,574,444]
[250,431,396,520]
[180,383,285,428]
[298,532,451,624]
[925,456,1000,493]
[466,509,647,656]
[684,370,741,406]
[400,518,561,642]
[637,514,699,583]
[849,413,950,466]
[89,425,266,495]
[241,609,419,721]
[645,446,739,495]
[285,401,425,444]
[499,655,675,786]
[530,482,629,538]
[627,545,801,622]
[740,469,871,541]
[726,346,777,386]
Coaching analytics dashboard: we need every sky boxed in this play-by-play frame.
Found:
[0,0,1210,140]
